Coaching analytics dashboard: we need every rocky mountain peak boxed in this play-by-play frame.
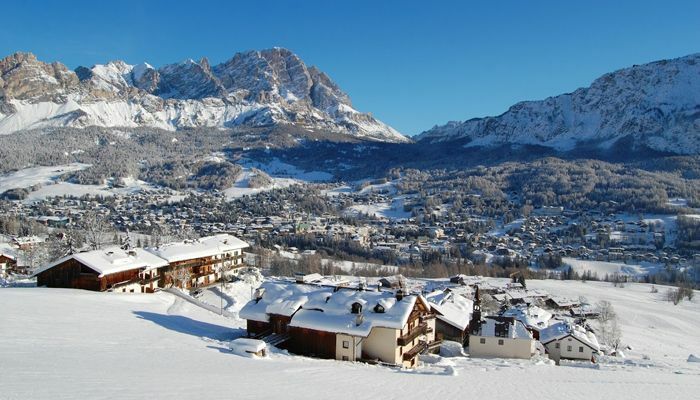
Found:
[0,48,408,143]
[417,53,700,154]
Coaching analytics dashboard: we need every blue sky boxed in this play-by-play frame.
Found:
[2,1,699,136]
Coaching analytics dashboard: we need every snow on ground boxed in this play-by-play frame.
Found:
[346,196,410,220]
[1,280,699,399]
[223,158,332,199]
[223,167,299,199]
[666,198,688,207]
[0,163,90,192]
[562,257,663,278]
[488,218,525,237]
[242,158,332,182]
[23,178,158,202]
[0,164,163,201]
[528,280,700,367]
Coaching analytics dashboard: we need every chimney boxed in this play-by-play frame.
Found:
[396,289,404,301]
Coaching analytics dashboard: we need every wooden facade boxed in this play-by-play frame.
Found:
[288,327,336,359]
[434,318,468,344]
[0,254,17,276]
[36,258,157,293]
[161,254,244,289]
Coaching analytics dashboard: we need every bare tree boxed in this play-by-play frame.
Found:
[81,211,111,250]
[166,267,192,289]
[596,300,622,353]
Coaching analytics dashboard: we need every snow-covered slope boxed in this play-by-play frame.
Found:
[1,280,698,399]
[417,53,700,154]
[0,50,408,143]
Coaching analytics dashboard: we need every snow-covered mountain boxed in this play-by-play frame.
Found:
[417,53,700,154]
[0,49,408,143]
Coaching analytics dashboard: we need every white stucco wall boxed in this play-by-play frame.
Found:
[335,334,362,361]
[469,335,534,359]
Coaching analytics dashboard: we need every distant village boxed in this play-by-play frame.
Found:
[1,183,698,286]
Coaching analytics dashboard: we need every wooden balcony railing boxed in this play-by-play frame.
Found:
[397,322,428,346]
[403,341,428,361]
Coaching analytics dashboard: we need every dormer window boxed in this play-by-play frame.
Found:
[374,304,385,313]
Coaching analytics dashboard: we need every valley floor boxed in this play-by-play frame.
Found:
[1,280,699,400]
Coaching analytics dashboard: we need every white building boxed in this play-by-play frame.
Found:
[539,321,599,364]
[469,316,535,359]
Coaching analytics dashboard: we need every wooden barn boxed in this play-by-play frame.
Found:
[34,247,169,292]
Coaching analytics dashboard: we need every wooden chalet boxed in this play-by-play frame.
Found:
[0,251,17,278]
[34,247,168,292]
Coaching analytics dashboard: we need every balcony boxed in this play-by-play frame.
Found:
[397,322,428,346]
[402,341,428,361]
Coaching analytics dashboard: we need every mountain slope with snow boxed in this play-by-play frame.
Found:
[0,50,408,143]
[417,53,700,154]
[1,280,699,400]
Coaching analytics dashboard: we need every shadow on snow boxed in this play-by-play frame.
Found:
[133,311,244,341]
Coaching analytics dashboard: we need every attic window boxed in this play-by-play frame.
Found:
[374,304,385,313]
[351,302,363,314]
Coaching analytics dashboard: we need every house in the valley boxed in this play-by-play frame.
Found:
[539,321,600,364]
[426,289,473,344]
[0,243,20,277]
[34,247,169,292]
[240,280,438,368]
[146,234,249,289]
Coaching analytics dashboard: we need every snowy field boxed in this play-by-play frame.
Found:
[1,280,699,400]
[346,197,411,220]
[0,163,90,192]
[562,257,663,278]
[223,158,332,199]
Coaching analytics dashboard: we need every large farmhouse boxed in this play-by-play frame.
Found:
[34,247,169,292]
[34,234,249,292]
[240,281,439,368]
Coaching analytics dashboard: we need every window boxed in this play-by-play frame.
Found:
[567,345,572,352]
[555,343,560,349]
[579,346,584,353]
[479,338,486,344]
[498,339,504,346]
[342,356,349,361]
[342,340,349,349]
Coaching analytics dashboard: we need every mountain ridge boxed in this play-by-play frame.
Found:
[0,48,409,143]
[417,53,700,155]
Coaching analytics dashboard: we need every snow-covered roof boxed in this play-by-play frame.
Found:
[146,234,249,263]
[290,288,419,337]
[474,317,532,340]
[539,321,600,351]
[35,247,168,278]
[427,291,473,331]
[0,243,18,261]
[239,281,332,322]
[240,280,424,337]
[502,305,553,330]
